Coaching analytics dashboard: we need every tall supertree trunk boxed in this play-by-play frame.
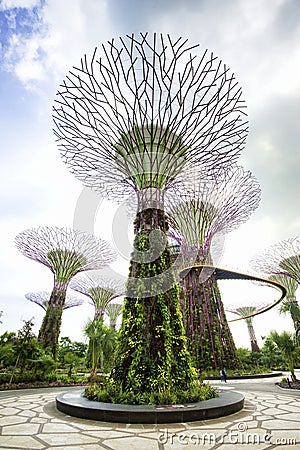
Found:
[246,319,260,352]
[38,279,68,359]
[182,267,238,370]
[111,208,196,393]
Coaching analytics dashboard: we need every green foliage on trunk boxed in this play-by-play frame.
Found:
[181,270,238,371]
[38,287,66,360]
[110,209,197,397]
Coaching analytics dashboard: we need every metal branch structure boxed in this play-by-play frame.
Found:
[269,274,300,333]
[70,275,125,320]
[25,291,83,310]
[226,306,262,352]
[165,165,260,369]
[167,164,261,265]
[15,226,116,359]
[52,32,249,395]
[53,33,248,203]
[251,237,300,283]
[105,302,123,329]
[269,274,298,300]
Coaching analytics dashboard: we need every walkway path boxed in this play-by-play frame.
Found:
[0,373,299,449]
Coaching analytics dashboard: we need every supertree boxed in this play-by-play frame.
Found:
[166,165,261,369]
[25,291,83,310]
[52,33,248,395]
[226,306,262,352]
[15,226,116,359]
[69,275,125,320]
[105,302,123,329]
[252,238,300,337]
[251,237,300,282]
[269,275,299,333]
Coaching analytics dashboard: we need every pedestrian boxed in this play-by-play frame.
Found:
[220,367,227,382]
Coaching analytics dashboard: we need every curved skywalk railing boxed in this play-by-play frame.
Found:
[179,265,287,322]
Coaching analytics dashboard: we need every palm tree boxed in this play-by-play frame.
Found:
[84,319,118,379]
[269,330,299,382]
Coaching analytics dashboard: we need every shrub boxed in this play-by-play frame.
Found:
[84,379,218,405]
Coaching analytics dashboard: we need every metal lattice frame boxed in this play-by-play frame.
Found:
[15,226,117,282]
[269,274,298,300]
[25,291,83,310]
[251,237,300,283]
[105,302,123,329]
[53,32,248,202]
[166,165,260,264]
[70,274,125,319]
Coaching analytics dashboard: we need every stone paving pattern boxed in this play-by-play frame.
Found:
[0,381,299,449]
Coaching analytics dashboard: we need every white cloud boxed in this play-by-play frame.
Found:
[0,0,40,9]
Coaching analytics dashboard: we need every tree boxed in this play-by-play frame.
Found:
[84,319,118,378]
[226,306,261,352]
[269,330,299,381]
[58,336,87,375]
[70,275,124,320]
[52,33,248,396]
[166,165,260,369]
[15,226,116,359]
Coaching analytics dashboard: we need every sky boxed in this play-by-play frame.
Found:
[0,0,300,349]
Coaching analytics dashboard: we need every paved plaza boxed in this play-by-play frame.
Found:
[0,374,300,449]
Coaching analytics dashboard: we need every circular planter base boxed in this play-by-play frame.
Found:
[56,389,244,424]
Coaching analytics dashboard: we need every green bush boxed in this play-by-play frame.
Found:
[84,379,217,405]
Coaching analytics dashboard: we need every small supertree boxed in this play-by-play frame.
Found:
[252,237,300,282]
[269,274,300,333]
[53,33,248,396]
[70,275,125,320]
[15,227,116,359]
[105,302,123,329]
[252,238,300,336]
[226,306,261,352]
[166,165,261,369]
[25,291,83,310]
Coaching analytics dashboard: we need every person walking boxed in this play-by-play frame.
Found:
[220,367,227,382]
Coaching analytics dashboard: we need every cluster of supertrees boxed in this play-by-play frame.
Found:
[15,226,124,359]
[16,33,266,395]
[252,237,300,339]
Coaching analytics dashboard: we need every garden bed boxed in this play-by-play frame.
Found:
[276,379,300,390]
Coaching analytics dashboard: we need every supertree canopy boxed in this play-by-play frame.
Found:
[252,237,300,283]
[165,165,260,369]
[52,33,249,396]
[167,165,261,265]
[53,33,248,203]
[270,274,298,300]
[15,226,116,359]
[269,274,299,333]
[70,274,125,320]
[25,291,83,310]
[226,306,262,352]
[105,302,123,329]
